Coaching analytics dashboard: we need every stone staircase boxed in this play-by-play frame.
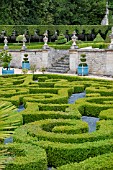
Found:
[47,55,70,73]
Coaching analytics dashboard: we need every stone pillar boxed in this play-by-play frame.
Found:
[106,50,113,76]
[69,49,78,73]
[42,49,49,68]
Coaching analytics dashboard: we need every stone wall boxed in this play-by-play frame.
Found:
[78,49,107,75]
[10,50,43,69]
[1,48,113,76]
[7,48,69,69]
[69,48,113,76]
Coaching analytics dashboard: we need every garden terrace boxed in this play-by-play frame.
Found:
[0,74,113,169]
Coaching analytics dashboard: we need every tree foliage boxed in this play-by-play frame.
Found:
[0,0,106,25]
[0,50,12,70]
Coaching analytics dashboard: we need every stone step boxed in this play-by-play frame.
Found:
[57,58,69,61]
[56,61,69,65]
[47,55,70,73]
[57,56,69,60]
[48,67,69,72]
[47,67,69,73]
[52,64,69,68]
[47,69,69,73]
[59,59,69,62]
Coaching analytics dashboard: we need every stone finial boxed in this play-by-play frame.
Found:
[108,27,113,49]
[4,36,8,50]
[101,1,109,25]
[71,31,78,49]
[106,1,109,15]
[43,31,49,49]
[22,34,27,50]
[112,27,113,34]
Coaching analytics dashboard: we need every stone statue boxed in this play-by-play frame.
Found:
[4,36,8,50]
[43,31,49,49]
[108,27,113,49]
[22,34,27,50]
[71,31,78,49]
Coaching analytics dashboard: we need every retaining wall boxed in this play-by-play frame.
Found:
[0,48,113,76]
[70,48,113,76]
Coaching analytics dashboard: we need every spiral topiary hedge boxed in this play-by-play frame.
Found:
[0,74,113,169]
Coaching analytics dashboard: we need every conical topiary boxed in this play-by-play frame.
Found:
[93,33,104,42]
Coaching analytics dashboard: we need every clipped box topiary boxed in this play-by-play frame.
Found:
[22,53,30,70]
[77,53,89,76]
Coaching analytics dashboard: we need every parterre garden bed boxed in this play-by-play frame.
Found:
[0,74,113,169]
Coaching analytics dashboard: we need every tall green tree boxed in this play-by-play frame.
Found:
[0,0,106,25]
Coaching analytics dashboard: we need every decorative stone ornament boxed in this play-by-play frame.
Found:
[71,31,78,49]
[108,27,113,49]
[43,31,49,49]
[101,1,109,25]
[4,36,8,50]
[22,34,27,50]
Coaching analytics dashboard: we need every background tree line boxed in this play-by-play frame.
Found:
[0,0,106,25]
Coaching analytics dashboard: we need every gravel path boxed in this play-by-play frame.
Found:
[0,67,113,81]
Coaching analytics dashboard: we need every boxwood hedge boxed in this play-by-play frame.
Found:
[0,74,113,169]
